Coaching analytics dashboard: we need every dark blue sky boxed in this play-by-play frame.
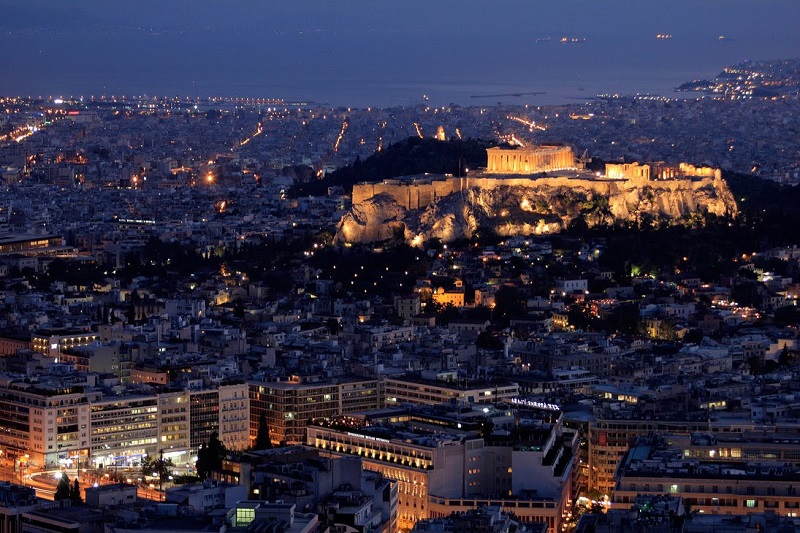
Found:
[2,1,799,106]
[15,0,797,36]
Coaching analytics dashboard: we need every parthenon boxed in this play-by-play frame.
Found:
[485,145,575,174]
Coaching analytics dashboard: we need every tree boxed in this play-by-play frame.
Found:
[70,478,82,503]
[465,305,492,321]
[585,488,604,501]
[479,417,495,439]
[140,454,156,477]
[126,304,137,324]
[731,282,762,308]
[779,344,793,366]
[233,299,245,319]
[254,411,273,451]
[141,453,174,485]
[493,286,526,323]
[325,318,340,335]
[476,331,504,350]
[196,432,226,480]
[430,301,461,326]
[567,304,590,331]
[55,474,71,501]
[682,328,704,345]
[606,303,640,335]
[774,305,800,326]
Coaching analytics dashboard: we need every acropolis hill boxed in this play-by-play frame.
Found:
[336,145,738,245]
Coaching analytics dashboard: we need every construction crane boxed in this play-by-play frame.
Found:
[577,149,591,169]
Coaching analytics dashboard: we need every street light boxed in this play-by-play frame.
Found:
[17,454,30,486]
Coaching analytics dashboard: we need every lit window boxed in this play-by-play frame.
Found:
[235,508,255,527]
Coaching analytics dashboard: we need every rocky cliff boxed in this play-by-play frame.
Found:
[336,174,738,245]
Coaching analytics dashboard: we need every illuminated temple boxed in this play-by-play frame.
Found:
[485,145,575,174]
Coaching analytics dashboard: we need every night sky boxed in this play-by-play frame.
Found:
[2,1,799,106]
[11,0,799,36]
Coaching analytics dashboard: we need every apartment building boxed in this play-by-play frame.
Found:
[0,371,248,472]
[249,376,382,445]
[613,433,800,517]
[589,406,711,496]
[0,374,98,469]
[383,372,519,406]
[89,393,159,469]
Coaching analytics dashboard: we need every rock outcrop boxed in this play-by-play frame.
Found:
[336,193,408,244]
[336,171,738,245]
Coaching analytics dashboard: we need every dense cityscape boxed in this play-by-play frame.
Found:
[0,50,800,533]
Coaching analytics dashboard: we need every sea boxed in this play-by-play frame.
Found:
[1,8,798,109]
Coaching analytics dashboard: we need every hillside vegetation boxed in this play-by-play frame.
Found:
[289,137,496,197]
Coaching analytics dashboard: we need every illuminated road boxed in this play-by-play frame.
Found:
[25,469,165,501]
[24,471,59,500]
[333,119,348,152]
[237,122,263,148]
[506,115,547,131]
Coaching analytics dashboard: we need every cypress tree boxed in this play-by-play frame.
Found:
[70,478,82,503]
[55,475,71,501]
[254,411,272,450]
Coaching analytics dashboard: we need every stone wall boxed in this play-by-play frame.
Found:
[352,176,464,210]
[352,161,726,213]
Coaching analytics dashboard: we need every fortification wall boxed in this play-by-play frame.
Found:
[373,181,410,208]
[353,177,463,210]
[432,179,460,200]
[416,183,434,210]
[679,163,722,180]
[464,175,618,195]
[352,146,726,215]
[352,183,376,206]
[353,171,724,212]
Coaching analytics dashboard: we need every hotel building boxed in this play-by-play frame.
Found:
[188,382,250,453]
[307,404,573,533]
[31,328,99,360]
